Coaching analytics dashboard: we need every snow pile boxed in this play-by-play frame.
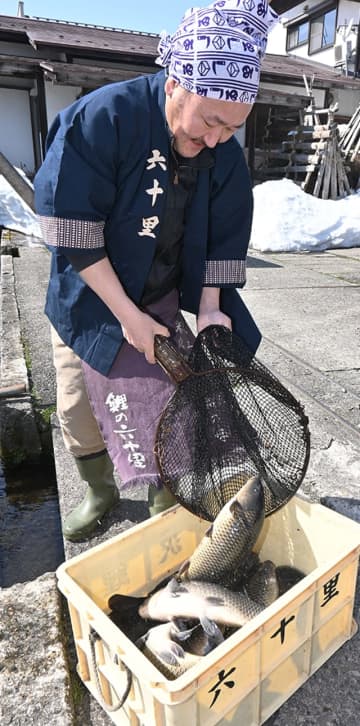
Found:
[250,179,360,253]
[1,172,359,252]
[0,173,43,239]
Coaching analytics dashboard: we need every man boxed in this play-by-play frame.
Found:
[34,0,278,541]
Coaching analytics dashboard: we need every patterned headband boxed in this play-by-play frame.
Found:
[156,0,278,104]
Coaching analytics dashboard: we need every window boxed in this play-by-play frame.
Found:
[309,7,337,53]
[286,6,337,54]
[287,20,309,50]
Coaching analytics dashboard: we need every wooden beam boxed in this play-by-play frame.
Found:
[256,88,308,107]
[282,140,327,151]
[39,60,156,87]
[0,53,156,84]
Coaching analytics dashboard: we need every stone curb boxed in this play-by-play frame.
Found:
[0,254,28,391]
[0,254,42,462]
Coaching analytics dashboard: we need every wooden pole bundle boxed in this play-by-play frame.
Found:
[283,105,351,199]
[253,82,354,198]
[338,104,360,162]
[302,123,351,199]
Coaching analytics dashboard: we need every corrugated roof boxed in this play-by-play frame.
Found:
[262,53,360,89]
[0,14,159,56]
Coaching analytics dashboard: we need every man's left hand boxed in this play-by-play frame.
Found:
[197,309,232,333]
[197,286,232,333]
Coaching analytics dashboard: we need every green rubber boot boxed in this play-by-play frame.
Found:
[148,485,177,517]
[63,451,120,541]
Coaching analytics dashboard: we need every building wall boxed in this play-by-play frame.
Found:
[261,79,359,116]
[267,21,288,54]
[45,82,82,128]
[335,0,360,73]
[267,0,360,70]
[0,87,35,173]
[0,84,82,174]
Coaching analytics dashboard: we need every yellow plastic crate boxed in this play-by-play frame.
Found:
[56,495,360,725]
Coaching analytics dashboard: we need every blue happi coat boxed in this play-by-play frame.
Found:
[34,70,260,375]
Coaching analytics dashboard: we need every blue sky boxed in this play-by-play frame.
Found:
[0,0,196,33]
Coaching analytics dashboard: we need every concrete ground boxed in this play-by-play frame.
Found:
[1,241,360,725]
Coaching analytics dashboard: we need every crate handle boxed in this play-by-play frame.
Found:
[89,629,132,712]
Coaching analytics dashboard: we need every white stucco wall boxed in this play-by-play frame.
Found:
[290,42,335,64]
[0,84,82,175]
[267,21,288,54]
[45,82,82,127]
[0,87,35,173]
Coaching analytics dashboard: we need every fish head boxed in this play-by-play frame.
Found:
[245,559,279,607]
[138,589,165,620]
[138,578,182,621]
[136,622,187,666]
[231,475,265,520]
[172,618,224,655]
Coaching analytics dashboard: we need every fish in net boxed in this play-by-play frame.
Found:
[154,325,310,521]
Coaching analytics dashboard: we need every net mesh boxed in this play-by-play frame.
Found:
[154,325,310,521]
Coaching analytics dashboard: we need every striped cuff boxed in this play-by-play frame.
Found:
[203,259,246,285]
[38,215,105,249]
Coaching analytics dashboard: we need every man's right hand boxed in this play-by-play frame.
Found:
[122,310,170,364]
[79,256,169,364]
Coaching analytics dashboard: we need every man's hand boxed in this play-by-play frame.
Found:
[197,286,232,334]
[197,309,232,333]
[79,256,169,363]
[122,311,169,364]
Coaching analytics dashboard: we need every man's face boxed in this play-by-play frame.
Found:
[164,77,253,157]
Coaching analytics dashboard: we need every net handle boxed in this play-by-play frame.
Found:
[154,335,193,383]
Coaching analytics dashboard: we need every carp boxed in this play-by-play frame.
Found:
[138,577,264,630]
[136,621,199,680]
[135,619,224,680]
[244,560,279,607]
[179,475,265,586]
[172,618,224,655]
[276,565,306,596]
[136,621,187,664]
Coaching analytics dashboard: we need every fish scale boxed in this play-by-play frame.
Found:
[245,560,279,607]
[181,475,265,586]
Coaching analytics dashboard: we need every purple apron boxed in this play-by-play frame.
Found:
[81,290,194,488]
